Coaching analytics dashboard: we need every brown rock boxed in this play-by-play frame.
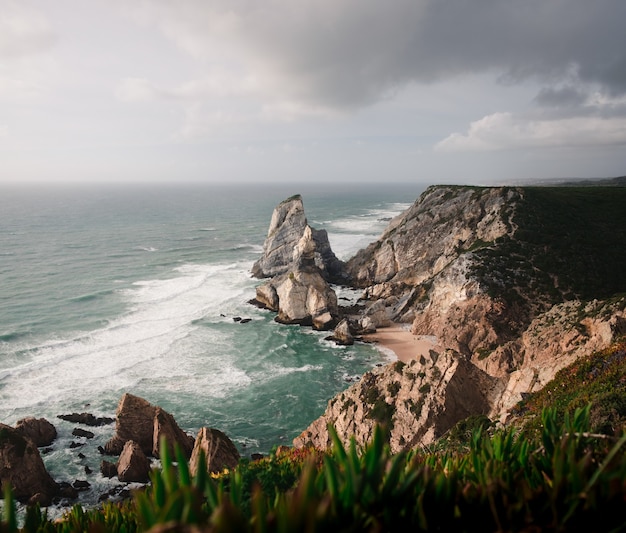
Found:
[117,440,151,483]
[0,424,58,503]
[15,417,57,447]
[329,319,354,346]
[152,407,195,459]
[100,460,117,478]
[105,393,194,459]
[105,393,156,455]
[293,350,504,454]
[189,428,240,475]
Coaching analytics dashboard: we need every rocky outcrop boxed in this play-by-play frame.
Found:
[295,184,626,447]
[347,186,516,288]
[294,350,504,453]
[15,417,57,447]
[0,424,58,504]
[189,428,240,475]
[252,195,345,282]
[484,298,626,419]
[117,440,151,483]
[253,223,340,330]
[104,393,194,458]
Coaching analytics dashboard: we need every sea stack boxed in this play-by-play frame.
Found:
[252,195,345,330]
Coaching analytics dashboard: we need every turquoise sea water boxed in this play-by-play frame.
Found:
[0,182,424,508]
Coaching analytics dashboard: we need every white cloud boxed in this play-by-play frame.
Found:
[0,2,57,59]
[435,112,626,152]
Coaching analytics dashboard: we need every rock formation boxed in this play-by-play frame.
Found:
[117,441,151,483]
[0,423,58,504]
[294,350,504,453]
[189,428,240,475]
[251,194,345,282]
[253,199,342,330]
[293,184,626,450]
[104,393,194,458]
[15,417,57,447]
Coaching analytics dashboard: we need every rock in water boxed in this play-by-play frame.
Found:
[152,407,195,459]
[117,441,151,483]
[254,224,340,330]
[328,318,355,345]
[251,194,345,282]
[15,417,57,447]
[0,424,59,504]
[104,393,194,458]
[189,428,240,475]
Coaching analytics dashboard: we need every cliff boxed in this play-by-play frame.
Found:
[295,184,626,450]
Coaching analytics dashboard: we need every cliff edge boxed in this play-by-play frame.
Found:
[295,184,626,450]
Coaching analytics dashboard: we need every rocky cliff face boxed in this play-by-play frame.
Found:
[294,184,626,450]
[294,349,504,454]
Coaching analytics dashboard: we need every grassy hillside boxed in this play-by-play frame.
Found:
[471,186,626,333]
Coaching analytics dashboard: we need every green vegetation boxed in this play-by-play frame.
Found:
[514,338,626,437]
[473,187,626,307]
[4,409,626,532]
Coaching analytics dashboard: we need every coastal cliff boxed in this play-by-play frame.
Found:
[292,183,626,450]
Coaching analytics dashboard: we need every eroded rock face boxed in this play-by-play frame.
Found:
[117,440,151,483]
[0,424,58,504]
[104,393,194,458]
[189,428,240,475]
[15,417,57,447]
[347,186,515,287]
[483,299,626,419]
[251,195,345,282]
[152,407,195,459]
[293,350,504,454]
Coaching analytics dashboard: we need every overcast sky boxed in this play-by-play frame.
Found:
[1,0,625,185]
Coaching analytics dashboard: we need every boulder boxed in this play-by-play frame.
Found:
[189,428,240,475]
[104,393,194,458]
[72,428,95,439]
[0,423,58,503]
[117,441,151,483]
[100,460,117,478]
[329,319,355,346]
[15,417,57,447]
[273,269,339,330]
[152,407,195,459]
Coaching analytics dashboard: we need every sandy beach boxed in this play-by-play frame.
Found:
[363,324,440,363]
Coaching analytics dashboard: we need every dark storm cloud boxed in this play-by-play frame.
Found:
[533,87,588,109]
[210,0,626,108]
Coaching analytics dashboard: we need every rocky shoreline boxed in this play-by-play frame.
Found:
[4,183,626,509]
[250,186,626,452]
[0,393,240,506]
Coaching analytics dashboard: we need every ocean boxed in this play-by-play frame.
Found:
[0,182,425,509]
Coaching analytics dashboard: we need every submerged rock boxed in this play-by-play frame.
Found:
[58,412,115,426]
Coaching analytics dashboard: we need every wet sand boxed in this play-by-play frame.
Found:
[363,324,440,363]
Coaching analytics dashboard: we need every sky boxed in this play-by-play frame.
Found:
[1,0,626,186]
